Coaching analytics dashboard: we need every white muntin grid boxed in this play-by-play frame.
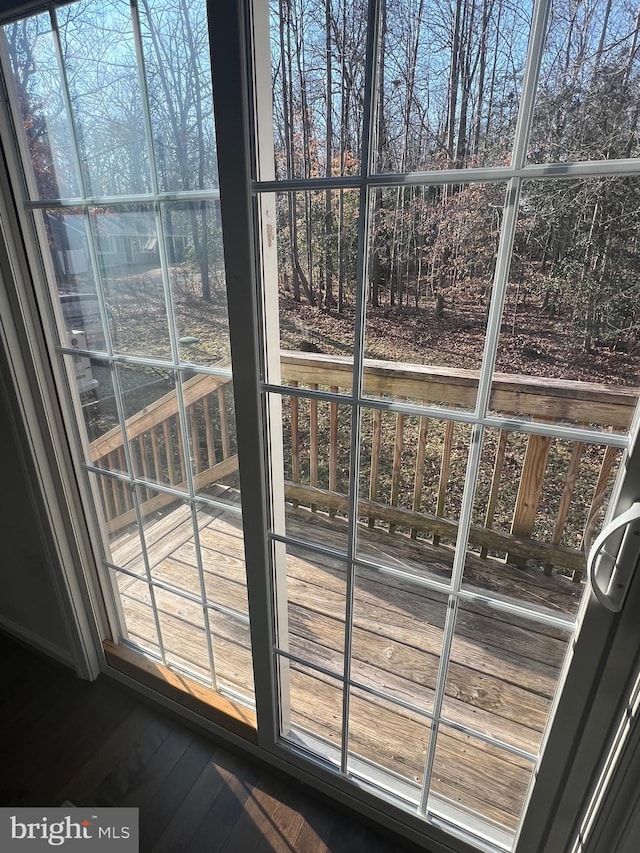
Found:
[1,0,639,849]
[247,0,638,837]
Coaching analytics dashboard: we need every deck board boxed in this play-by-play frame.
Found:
[108,498,583,834]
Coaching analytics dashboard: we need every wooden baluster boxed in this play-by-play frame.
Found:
[411,416,429,539]
[480,429,509,558]
[545,440,585,576]
[150,426,162,485]
[189,404,200,476]
[174,414,184,483]
[110,462,124,518]
[310,384,318,512]
[163,419,176,486]
[329,387,338,518]
[117,447,131,512]
[389,411,405,534]
[98,471,113,522]
[218,387,230,460]
[105,450,116,479]
[290,385,300,508]
[204,395,216,470]
[579,442,621,581]
[508,433,553,567]
[139,433,150,503]
[117,446,126,476]
[433,420,454,547]
[368,409,382,528]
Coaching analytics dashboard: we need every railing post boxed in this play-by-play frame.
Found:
[508,434,553,567]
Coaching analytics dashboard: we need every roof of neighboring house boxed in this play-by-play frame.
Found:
[46,211,183,241]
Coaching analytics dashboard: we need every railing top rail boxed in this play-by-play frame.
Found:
[280,351,638,429]
[89,351,637,463]
[90,360,231,458]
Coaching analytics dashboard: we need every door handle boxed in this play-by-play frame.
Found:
[587,501,640,612]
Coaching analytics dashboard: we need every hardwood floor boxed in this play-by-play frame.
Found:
[0,631,417,852]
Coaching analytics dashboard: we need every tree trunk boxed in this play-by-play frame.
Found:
[446,0,463,163]
[324,0,334,309]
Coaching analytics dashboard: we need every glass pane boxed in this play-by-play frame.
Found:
[276,544,347,673]
[118,364,188,493]
[197,503,248,618]
[357,411,471,578]
[365,183,505,407]
[138,0,218,192]
[2,13,80,199]
[111,569,161,658]
[275,190,359,393]
[56,0,150,196]
[207,611,254,704]
[154,586,211,684]
[132,488,198,588]
[270,2,366,179]
[184,370,241,504]
[164,201,230,365]
[348,687,430,795]
[429,725,534,834]
[374,2,533,172]
[90,206,173,361]
[281,658,343,763]
[529,0,640,164]
[492,177,640,429]
[37,209,114,355]
[464,428,621,619]
[65,354,120,449]
[274,393,352,554]
[442,601,571,756]
[92,472,140,570]
[352,566,447,712]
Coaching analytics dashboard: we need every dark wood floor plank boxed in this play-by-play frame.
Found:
[220,773,307,853]
[0,678,99,804]
[327,811,410,853]
[152,751,240,853]
[54,703,163,805]
[0,675,85,757]
[26,681,135,804]
[140,737,218,850]
[185,754,262,852]
[286,793,338,853]
[95,726,189,808]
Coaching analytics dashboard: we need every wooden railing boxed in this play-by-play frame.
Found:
[90,351,638,578]
[90,365,237,534]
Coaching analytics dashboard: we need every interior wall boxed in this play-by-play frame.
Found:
[0,344,72,665]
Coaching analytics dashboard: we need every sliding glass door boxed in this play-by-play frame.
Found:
[244,0,640,849]
[2,0,640,851]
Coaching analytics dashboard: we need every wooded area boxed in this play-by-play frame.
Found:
[272,0,640,354]
[3,0,640,358]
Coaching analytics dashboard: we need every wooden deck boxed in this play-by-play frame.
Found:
[109,498,582,836]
